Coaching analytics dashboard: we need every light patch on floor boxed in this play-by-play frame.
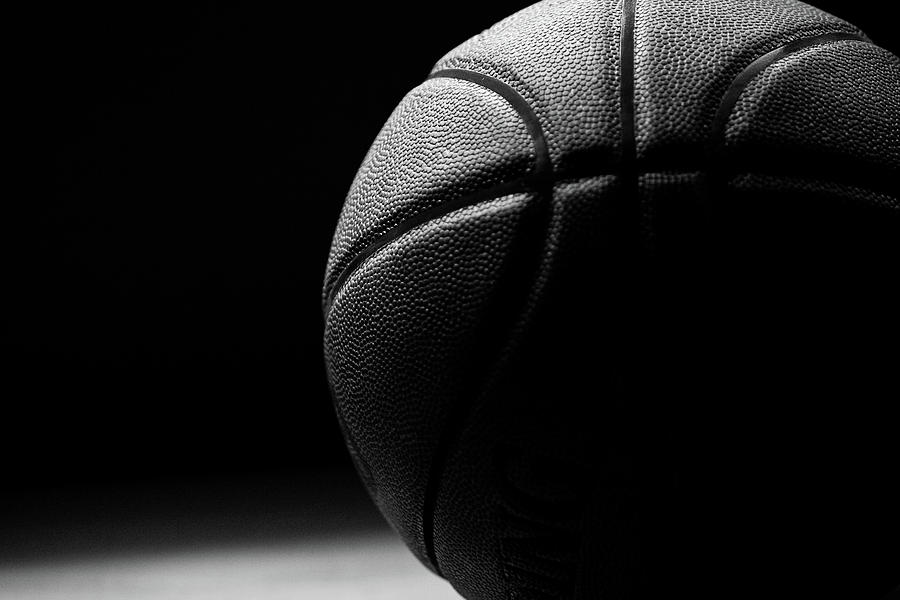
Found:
[0,530,460,600]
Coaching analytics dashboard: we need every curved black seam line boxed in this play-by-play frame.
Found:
[418,68,553,577]
[708,32,866,166]
[326,30,863,317]
[429,69,552,178]
[620,0,637,177]
[323,152,893,317]
[323,180,532,314]
[620,0,641,252]
[322,69,552,318]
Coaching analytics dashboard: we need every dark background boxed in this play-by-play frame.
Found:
[2,1,897,496]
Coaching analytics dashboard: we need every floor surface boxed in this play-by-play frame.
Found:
[0,470,460,600]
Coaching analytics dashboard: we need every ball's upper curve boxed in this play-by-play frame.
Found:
[323,1,899,598]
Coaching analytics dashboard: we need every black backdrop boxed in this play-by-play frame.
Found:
[3,1,897,494]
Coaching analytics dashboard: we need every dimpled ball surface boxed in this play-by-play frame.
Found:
[322,1,899,598]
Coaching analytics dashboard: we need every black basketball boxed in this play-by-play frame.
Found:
[322,1,899,598]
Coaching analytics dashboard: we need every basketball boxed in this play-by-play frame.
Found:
[322,1,899,597]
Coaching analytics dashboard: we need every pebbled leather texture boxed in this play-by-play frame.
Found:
[323,1,899,598]
[725,40,899,177]
[630,0,865,162]
[324,77,535,307]
[325,193,538,568]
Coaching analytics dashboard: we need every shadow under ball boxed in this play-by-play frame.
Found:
[322,1,900,598]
